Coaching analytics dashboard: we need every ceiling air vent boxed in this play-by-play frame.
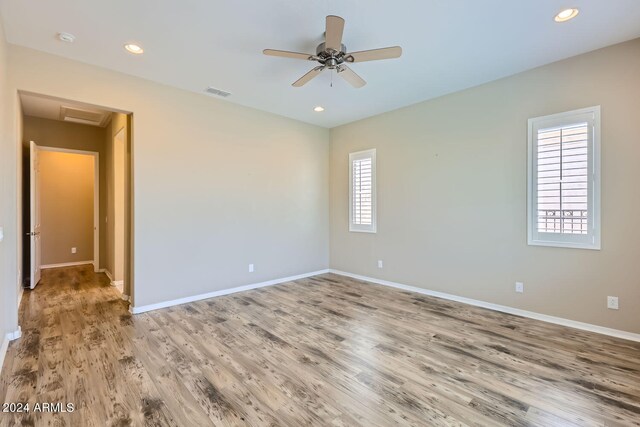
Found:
[60,106,111,127]
[205,86,231,98]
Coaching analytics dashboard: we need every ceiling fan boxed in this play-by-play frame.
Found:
[263,15,402,88]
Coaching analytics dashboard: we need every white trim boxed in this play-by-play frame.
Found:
[329,269,640,343]
[0,335,9,373]
[349,149,377,233]
[108,274,128,301]
[7,327,22,341]
[130,269,330,314]
[527,106,601,250]
[36,146,98,157]
[1,328,23,373]
[111,280,124,294]
[100,270,126,299]
[17,286,24,308]
[38,146,100,270]
[41,261,94,269]
[99,269,114,281]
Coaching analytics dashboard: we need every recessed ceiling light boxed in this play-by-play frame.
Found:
[314,106,325,112]
[57,32,75,43]
[554,8,579,22]
[124,43,144,54]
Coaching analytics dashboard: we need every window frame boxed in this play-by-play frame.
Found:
[527,106,601,250]
[349,149,377,233]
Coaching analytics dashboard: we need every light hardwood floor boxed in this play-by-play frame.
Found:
[1,266,639,426]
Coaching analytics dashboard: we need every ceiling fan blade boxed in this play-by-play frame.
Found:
[292,66,325,87]
[345,46,402,63]
[263,49,315,61]
[325,15,345,52]
[337,65,366,88]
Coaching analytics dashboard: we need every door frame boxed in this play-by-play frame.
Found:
[29,140,42,289]
[36,145,100,273]
[113,127,126,292]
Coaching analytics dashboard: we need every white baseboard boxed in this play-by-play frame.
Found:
[329,270,640,343]
[111,280,124,294]
[41,261,94,269]
[7,327,21,341]
[131,269,330,314]
[99,270,128,301]
[0,335,9,373]
[110,279,126,300]
[99,269,113,282]
[1,327,22,374]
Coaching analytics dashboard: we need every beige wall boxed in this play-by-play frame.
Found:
[6,45,330,310]
[330,38,640,334]
[0,17,18,339]
[39,151,94,265]
[22,116,107,269]
[4,33,635,335]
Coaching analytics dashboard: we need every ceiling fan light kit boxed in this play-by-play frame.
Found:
[264,15,402,88]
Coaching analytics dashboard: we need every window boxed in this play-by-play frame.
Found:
[349,149,376,233]
[528,106,601,249]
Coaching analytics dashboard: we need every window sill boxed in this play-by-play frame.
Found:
[349,227,377,234]
[528,239,601,251]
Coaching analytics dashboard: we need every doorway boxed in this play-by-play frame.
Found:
[18,91,134,304]
[26,143,99,288]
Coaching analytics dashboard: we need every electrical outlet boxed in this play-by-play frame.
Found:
[607,296,619,310]
[248,264,254,273]
[515,282,524,293]
[71,247,77,254]
[377,260,383,269]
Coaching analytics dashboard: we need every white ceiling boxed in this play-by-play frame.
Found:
[20,92,113,127]
[2,1,640,128]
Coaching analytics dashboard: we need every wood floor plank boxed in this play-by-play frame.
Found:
[1,265,639,426]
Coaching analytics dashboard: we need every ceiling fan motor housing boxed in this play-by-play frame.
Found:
[316,42,347,69]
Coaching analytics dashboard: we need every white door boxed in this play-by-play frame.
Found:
[30,141,42,288]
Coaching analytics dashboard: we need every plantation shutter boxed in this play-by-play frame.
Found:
[352,157,372,225]
[349,149,376,232]
[528,107,600,250]
[536,123,589,234]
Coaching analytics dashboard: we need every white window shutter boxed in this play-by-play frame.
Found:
[528,107,601,250]
[349,149,377,233]
[536,123,589,234]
